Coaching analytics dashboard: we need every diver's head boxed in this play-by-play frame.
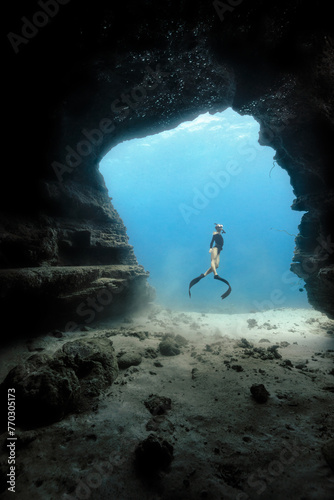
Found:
[215,223,223,232]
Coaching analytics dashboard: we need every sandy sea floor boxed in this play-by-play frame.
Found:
[1,306,334,500]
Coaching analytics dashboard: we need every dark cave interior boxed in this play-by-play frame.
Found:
[1,1,334,499]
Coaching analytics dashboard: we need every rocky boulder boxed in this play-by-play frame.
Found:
[135,434,174,477]
[0,337,118,428]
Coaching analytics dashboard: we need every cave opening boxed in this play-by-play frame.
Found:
[99,108,309,314]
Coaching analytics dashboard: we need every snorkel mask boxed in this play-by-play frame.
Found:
[215,223,225,233]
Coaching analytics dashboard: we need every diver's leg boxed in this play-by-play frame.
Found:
[214,252,222,279]
[203,267,213,277]
[204,248,218,276]
[215,252,221,271]
[210,247,219,276]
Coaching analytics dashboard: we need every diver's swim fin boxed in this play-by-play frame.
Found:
[214,275,232,300]
[189,274,205,298]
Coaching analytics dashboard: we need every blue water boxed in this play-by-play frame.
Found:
[100,108,310,313]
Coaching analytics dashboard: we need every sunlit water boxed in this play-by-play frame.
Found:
[99,108,310,314]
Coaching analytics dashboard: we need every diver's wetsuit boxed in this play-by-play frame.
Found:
[210,233,224,254]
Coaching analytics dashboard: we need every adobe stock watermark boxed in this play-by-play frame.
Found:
[52,64,169,183]
[179,159,242,224]
[213,0,245,22]
[62,453,121,500]
[7,0,72,54]
[235,439,306,499]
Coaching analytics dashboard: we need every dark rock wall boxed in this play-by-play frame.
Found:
[3,0,334,330]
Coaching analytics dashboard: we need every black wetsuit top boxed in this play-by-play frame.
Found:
[210,233,224,254]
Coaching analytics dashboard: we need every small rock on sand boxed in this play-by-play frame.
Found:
[159,333,187,356]
[135,434,174,475]
[117,351,142,369]
[250,383,270,403]
[144,394,172,415]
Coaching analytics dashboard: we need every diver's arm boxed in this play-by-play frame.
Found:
[209,235,215,252]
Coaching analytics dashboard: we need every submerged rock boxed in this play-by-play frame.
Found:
[231,365,244,372]
[241,344,282,361]
[322,439,334,472]
[0,337,118,427]
[135,434,174,476]
[174,334,188,347]
[1,353,81,427]
[247,319,258,329]
[117,350,142,369]
[250,384,270,403]
[62,338,119,397]
[144,394,172,415]
[267,345,282,359]
[144,347,158,359]
[237,338,254,349]
[159,333,187,356]
[159,340,180,356]
[280,359,294,369]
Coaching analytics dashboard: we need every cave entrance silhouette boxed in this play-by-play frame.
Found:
[99,108,309,314]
